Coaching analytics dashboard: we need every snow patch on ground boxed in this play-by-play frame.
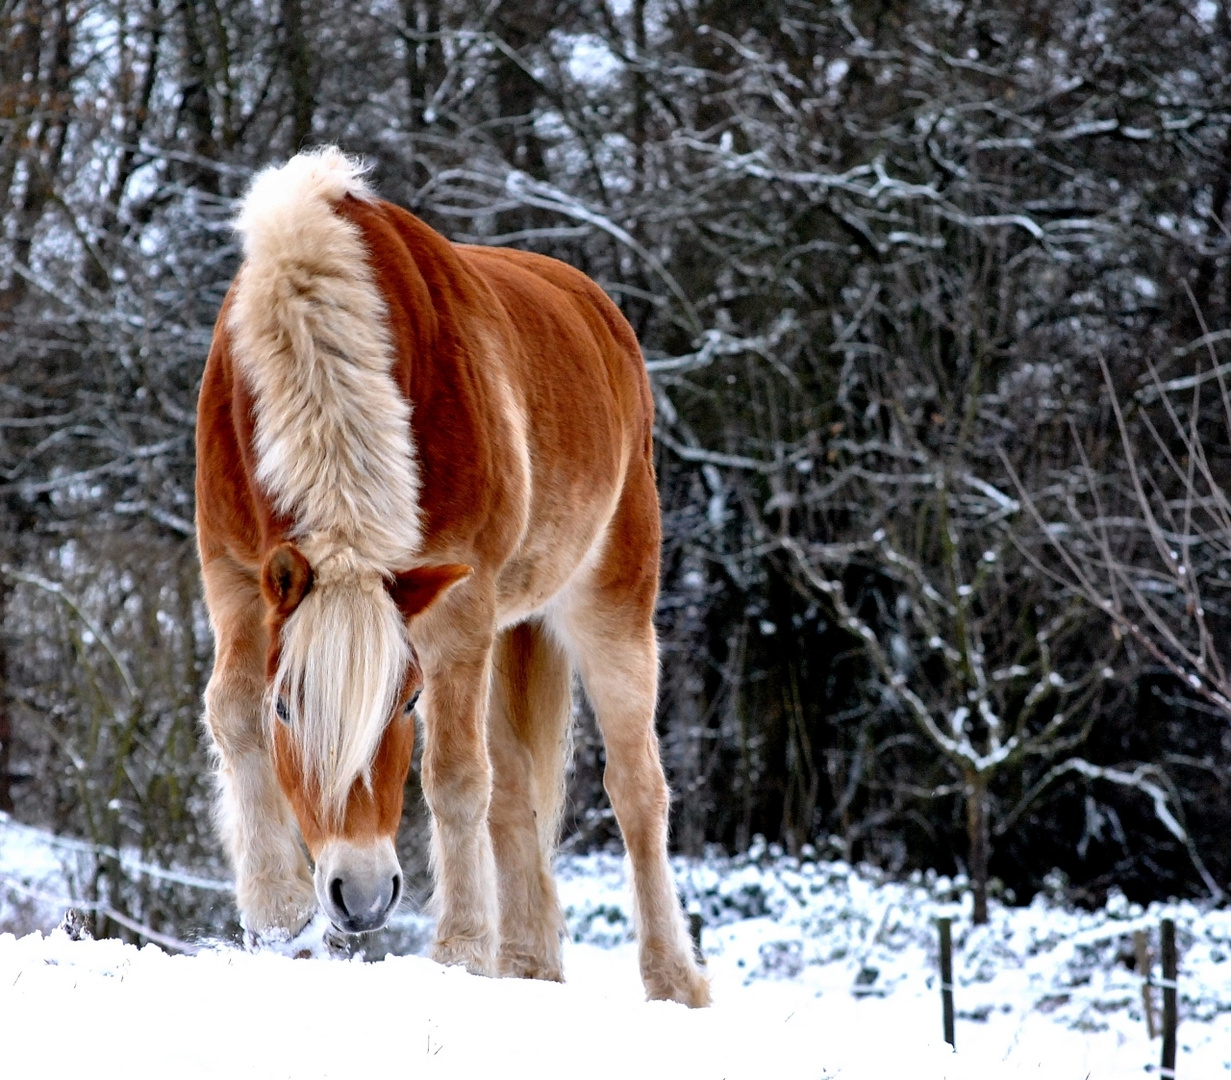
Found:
[2,818,1229,1078]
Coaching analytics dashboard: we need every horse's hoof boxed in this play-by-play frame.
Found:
[246,912,351,958]
[432,933,498,976]
[642,950,712,1008]
[237,884,316,945]
[498,948,564,982]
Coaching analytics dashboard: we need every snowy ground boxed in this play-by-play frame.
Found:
[2,816,1228,1078]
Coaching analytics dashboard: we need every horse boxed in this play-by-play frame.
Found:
[195,147,709,1007]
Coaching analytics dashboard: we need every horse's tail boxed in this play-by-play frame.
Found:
[226,146,421,567]
[492,620,573,858]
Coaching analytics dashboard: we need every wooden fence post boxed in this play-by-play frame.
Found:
[688,910,704,963]
[938,917,955,1049]
[1160,917,1177,1079]
[1133,928,1156,1039]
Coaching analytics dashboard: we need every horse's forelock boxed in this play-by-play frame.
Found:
[269,573,409,827]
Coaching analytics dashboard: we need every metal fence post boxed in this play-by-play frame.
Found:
[1160,917,1177,1079]
[938,917,955,1049]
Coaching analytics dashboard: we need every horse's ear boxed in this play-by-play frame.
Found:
[389,564,472,620]
[261,543,314,617]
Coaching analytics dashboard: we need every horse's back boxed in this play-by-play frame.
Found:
[331,196,657,616]
[341,196,652,458]
[200,183,656,622]
[458,242,653,433]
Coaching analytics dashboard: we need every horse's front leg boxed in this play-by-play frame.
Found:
[201,556,316,940]
[418,629,500,976]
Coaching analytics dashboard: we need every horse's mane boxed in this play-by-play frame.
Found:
[269,550,410,824]
[229,146,422,568]
[229,148,421,821]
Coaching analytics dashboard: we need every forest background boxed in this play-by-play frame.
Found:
[3,0,1231,941]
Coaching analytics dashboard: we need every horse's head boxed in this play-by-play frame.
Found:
[259,541,469,933]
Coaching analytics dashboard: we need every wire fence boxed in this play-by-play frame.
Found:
[0,813,232,892]
[0,811,231,953]
[1,813,1221,1078]
[935,914,1181,1079]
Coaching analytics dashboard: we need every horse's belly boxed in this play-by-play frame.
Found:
[492,475,618,627]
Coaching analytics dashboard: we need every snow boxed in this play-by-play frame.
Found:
[2,819,1229,1078]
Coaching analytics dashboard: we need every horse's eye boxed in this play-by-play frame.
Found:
[275,696,290,724]
[404,689,421,715]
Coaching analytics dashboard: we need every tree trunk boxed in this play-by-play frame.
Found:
[632,0,647,184]
[282,0,315,149]
[0,572,12,814]
[966,771,990,925]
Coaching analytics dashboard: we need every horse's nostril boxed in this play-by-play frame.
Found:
[324,862,400,931]
[329,876,348,918]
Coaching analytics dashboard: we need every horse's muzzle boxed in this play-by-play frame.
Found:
[314,837,402,934]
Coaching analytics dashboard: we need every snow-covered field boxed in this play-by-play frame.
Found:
[2,815,1228,1079]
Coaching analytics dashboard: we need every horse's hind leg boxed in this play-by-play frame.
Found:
[550,466,710,1007]
[487,620,570,980]
[201,555,315,939]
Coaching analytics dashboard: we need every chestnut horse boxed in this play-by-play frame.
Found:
[195,148,709,1007]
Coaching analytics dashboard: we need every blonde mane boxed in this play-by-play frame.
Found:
[269,550,409,822]
[228,146,422,568]
[229,148,421,819]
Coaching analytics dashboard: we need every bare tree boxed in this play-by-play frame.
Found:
[5,0,1231,942]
